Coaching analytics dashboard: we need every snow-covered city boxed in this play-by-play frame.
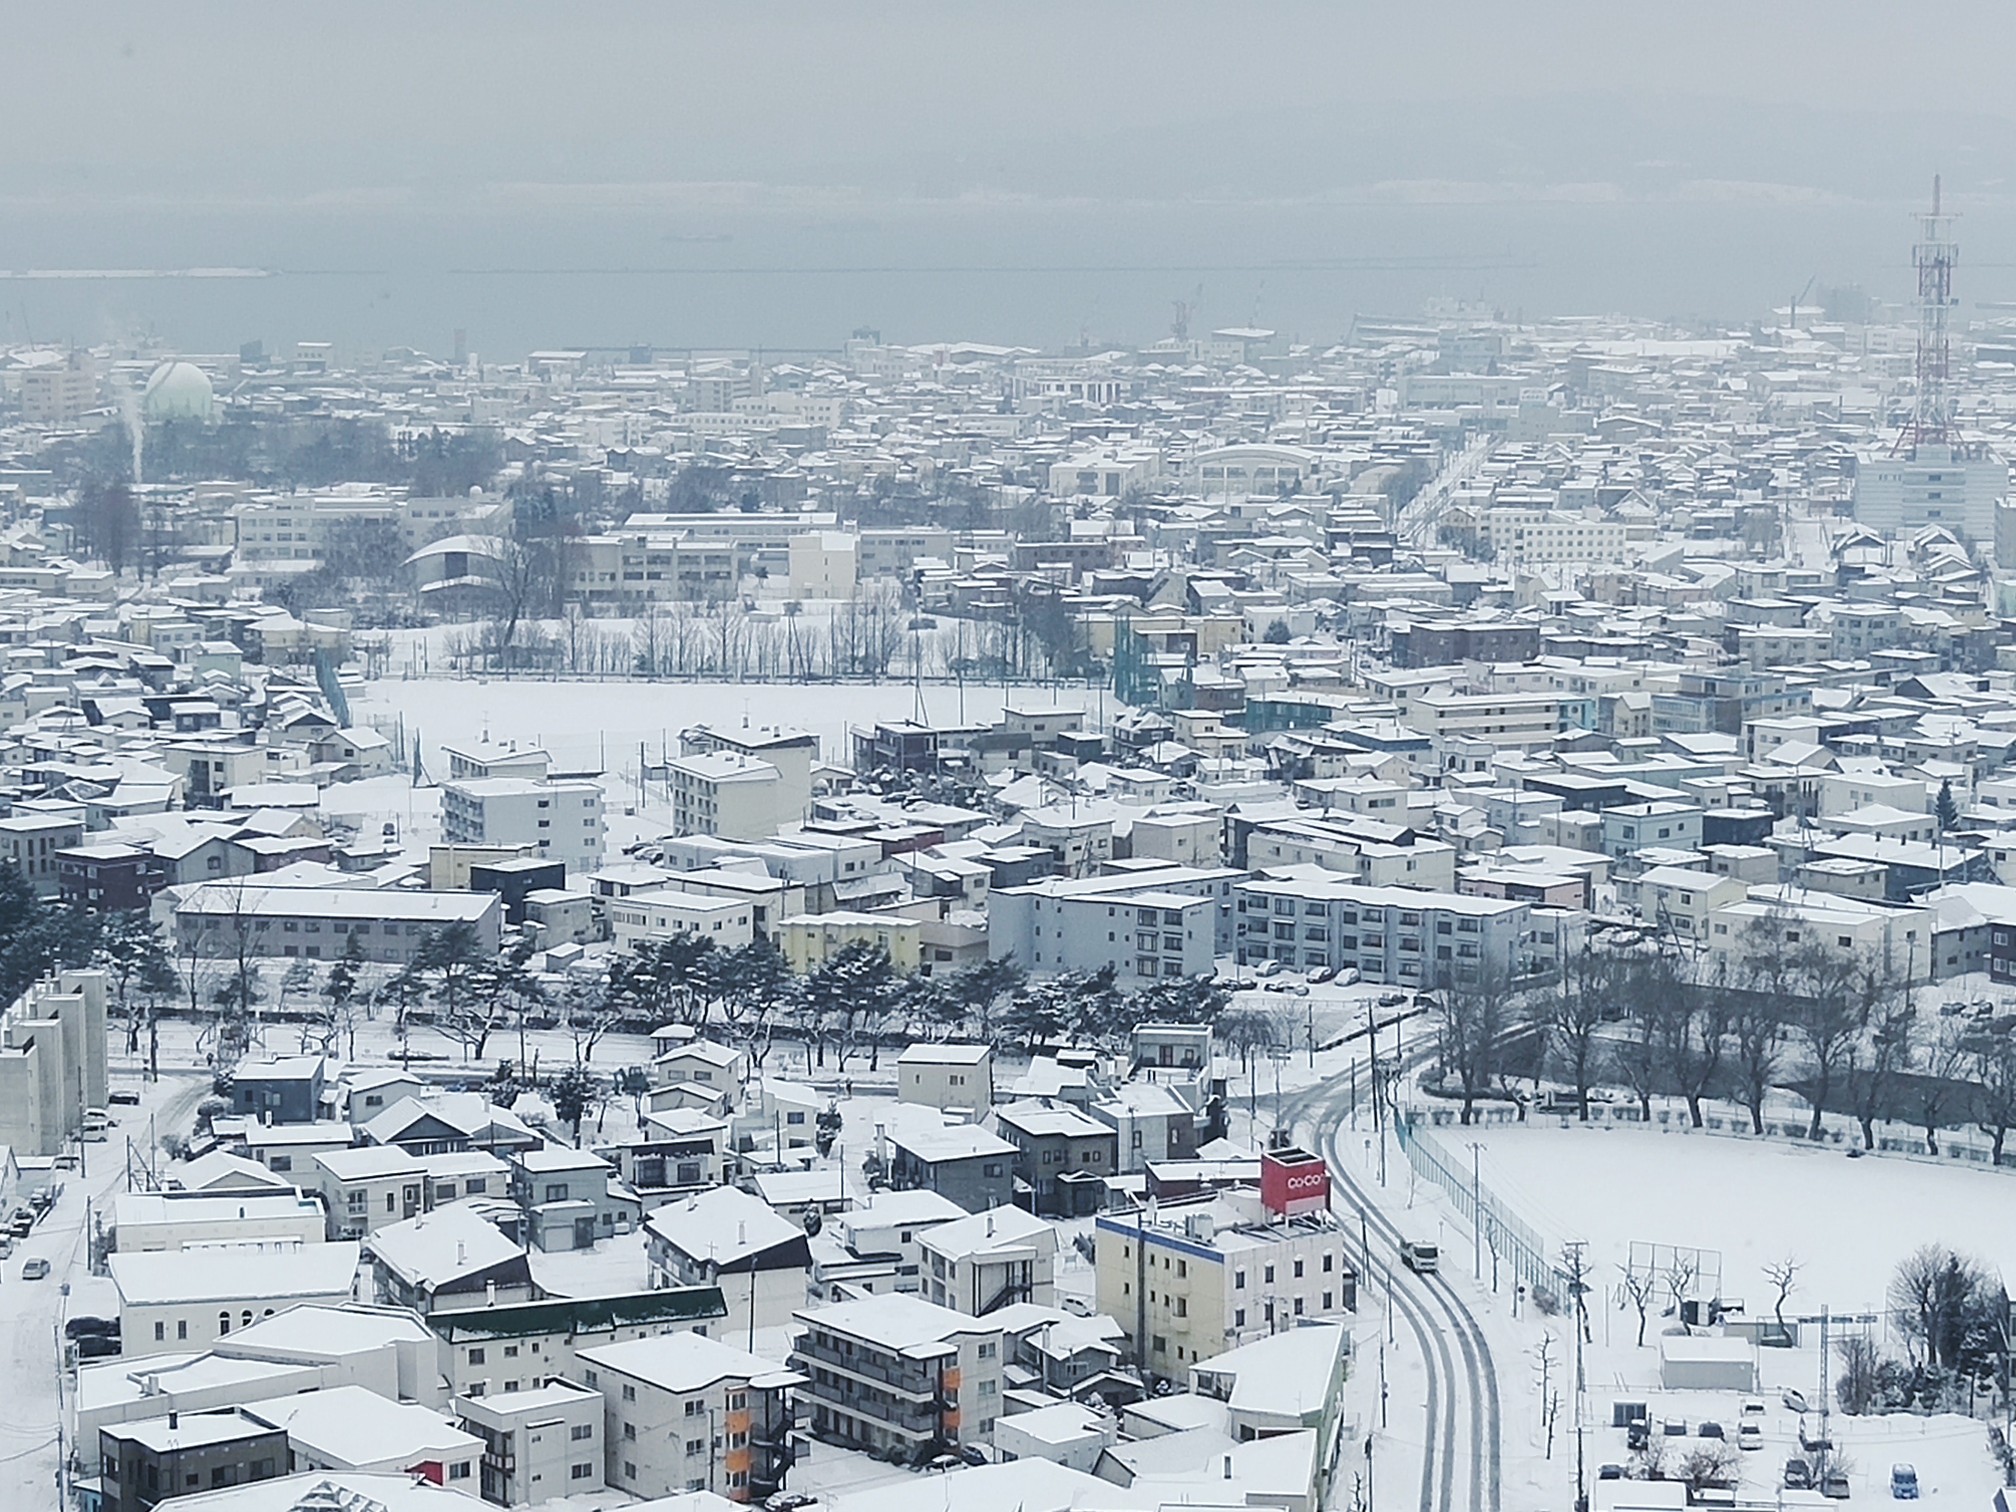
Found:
[9,9,2016,1512]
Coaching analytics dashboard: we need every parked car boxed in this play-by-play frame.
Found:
[1785,1459,1814,1491]
[73,1333,120,1359]
[108,1091,141,1107]
[63,1316,117,1340]
[1597,1465,1625,1481]
[1377,991,1406,1007]
[1821,1470,1851,1499]
[1741,1398,1767,1421]
[21,1258,50,1280]
[1890,1464,1918,1500]
[1699,1421,1725,1439]
[1738,1423,1763,1451]
[1626,1422,1650,1451]
[1662,1417,1689,1438]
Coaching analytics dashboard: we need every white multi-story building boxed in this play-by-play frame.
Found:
[609,887,757,952]
[988,866,1242,984]
[790,1294,1006,1455]
[666,753,787,842]
[577,1333,801,1503]
[441,777,605,876]
[456,1380,605,1505]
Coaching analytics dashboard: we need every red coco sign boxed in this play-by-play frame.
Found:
[1260,1147,1332,1216]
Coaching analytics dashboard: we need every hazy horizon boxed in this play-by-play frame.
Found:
[10,4,2016,356]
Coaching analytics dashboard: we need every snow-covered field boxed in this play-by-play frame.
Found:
[1459,1123,2016,1310]
[352,675,1078,783]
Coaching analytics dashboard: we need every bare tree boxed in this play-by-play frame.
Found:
[1785,941,1870,1141]
[1619,1264,1659,1348]
[1677,1443,1739,1495]
[1437,959,1517,1125]
[1665,1251,1700,1326]
[1543,948,1613,1121]
[1965,1013,2016,1164]
[1531,1331,1561,1459]
[1912,1012,1969,1156]
[1762,1256,1799,1345]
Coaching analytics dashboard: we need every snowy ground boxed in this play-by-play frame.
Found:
[351,674,1085,783]
[1458,1122,2016,1314]
[1342,1114,2014,1510]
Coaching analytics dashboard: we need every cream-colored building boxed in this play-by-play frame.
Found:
[778,910,922,975]
[609,887,757,952]
[1094,1190,1355,1373]
[668,753,788,842]
[788,531,859,600]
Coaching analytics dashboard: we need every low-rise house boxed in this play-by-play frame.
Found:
[644,1186,811,1335]
[314,1146,426,1240]
[806,1190,969,1303]
[456,1379,606,1504]
[238,1121,354,1179]
[790,1294,1006,1459]
[225,1056,326,1124]
[917,1205,1058,1315]
[509,1144,639,1251]
[368,1204,536,1314]
[339,1069,428,1123]
[111,1243,361,1357]
[896,1042,995,1115]
[578,1332,803,1502]
[99,1409,289,1512]
[595,1109,732,1197]
[991,1102,1119,1218]
[650,1039,751,1111]
[431,1287,728,1398]
[885,1119,1017,1214]
[361,1093,541,1157]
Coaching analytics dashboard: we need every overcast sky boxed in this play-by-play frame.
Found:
[8,3,2016,214]
[8,4,2016,351]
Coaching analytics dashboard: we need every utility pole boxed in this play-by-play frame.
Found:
[1564,1241,1590,1512]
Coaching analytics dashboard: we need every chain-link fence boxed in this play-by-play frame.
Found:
[1396,1113,1569,1301]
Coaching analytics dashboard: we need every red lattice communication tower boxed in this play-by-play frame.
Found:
[1904,174,1958,452]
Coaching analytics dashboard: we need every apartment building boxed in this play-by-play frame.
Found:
[680,724,818,825]
[168,885,502,965]
[609,886,757,952]
[441,776,605,877]
[457,1380,605,1505]
[0,967,109,1156]
[431,1287,729,1399]
[790,1294,1006,1458]
[578,1332,801,1502]
[987,866,1242,984]
[109,1189,326,1254]
[1234,868,1534,984]
[0,810,86,897]
[777,910,923,974]
[666,752,790,843]
[916,1205,1058,1315]
[1095,1165,1356,1371]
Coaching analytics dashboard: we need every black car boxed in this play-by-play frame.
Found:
[107,1091,142,1107]
[1598,1465,1625,1481]
[63,1316,118,1340]
[74,1334,121,1359]
[1626,1422,1650,1451]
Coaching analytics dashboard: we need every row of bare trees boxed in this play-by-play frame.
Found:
[1440,903,2016,1156]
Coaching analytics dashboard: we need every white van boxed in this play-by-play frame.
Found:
[1401,1238,1440,1274]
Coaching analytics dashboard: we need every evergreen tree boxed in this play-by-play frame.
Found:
[1936,778,1960,833]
